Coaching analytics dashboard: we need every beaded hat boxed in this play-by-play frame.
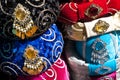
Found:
[0,0,59,40]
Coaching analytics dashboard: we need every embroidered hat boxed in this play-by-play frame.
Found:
[63,12,120,41]
[0,24,64,76]
[76,31,120,75]
[58,0,120,24]
[0,0,59,40]
[64,40,119,79]
[17,58,70,80]
[58,0,108,24]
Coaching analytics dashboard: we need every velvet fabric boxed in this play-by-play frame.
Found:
[58,0,108,24]
[0,0,60,40]
[107,0,120,13]
[63,40,90,80]
[0,24,64,76]
[59,2,79,24]
[58,0,120,24]
[90,71,116,80]
[17,58,70,80]
[76,31,119,75]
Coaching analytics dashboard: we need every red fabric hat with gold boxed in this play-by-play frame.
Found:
[58,0,108,24]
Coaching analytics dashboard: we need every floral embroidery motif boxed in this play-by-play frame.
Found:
[23,45,46,75]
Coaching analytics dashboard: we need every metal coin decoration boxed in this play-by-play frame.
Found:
[23,45,46,75]
[93,20,109,34]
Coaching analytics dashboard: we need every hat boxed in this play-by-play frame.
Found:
[0,0,59,40]
[0,24,64,76]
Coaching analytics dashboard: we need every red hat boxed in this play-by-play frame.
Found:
[58,0,108,24]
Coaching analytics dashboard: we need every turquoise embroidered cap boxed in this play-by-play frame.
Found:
[76,31,119,75]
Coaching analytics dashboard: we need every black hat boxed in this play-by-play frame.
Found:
[0,0,60,40]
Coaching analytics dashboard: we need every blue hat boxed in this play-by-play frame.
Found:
[76,31,120,75]
[0,24,64,76]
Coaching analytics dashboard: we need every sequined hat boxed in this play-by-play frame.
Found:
[58,0,120,24]
[0,0,59,40]
[0,24,64,76]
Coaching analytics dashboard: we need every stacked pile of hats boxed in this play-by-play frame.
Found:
[58,0,120,80]
[0,0,69,80]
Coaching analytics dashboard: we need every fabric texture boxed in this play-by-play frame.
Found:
[107,0,120,13]
[76,31,119,75]
[90,71,116,80]
[58,2,78,24]
[63,40,90,80]
[58,0,120,24]
[0,24,64,76]
[17,58,70,80]
[58,0,108,24]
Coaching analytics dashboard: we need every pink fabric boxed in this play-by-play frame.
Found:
[90,72,116,80]
[17,58,69,80]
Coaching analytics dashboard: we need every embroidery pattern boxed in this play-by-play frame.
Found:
[91,38,109,64]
